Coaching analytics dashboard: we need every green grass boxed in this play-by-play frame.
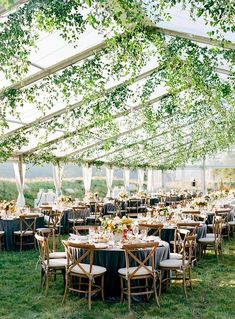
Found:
[0,238,235,319]
[0,179,123,207]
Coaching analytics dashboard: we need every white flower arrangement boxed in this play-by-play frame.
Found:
[192,197,208,207]
[158,207,171,217]
[117,191,128,200]
[57,195,73,204]
[83,192,96,202]
[0,200,16,214]
[100,216,133,233]
[136,191,149,198]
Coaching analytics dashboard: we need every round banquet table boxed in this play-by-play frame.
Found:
[148,224,207,243]
[0,216,44,251]
[74,240,170,300]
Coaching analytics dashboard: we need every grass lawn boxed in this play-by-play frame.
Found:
[0,238,234,319]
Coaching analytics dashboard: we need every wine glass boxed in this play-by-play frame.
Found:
[140,229,147,240]
[132,225,139,238]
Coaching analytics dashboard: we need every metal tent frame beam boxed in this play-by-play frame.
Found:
[2,65,162,141]
[86,113,219,163]
[154,26,235,50]
[0,41,106,96]
[18,94,168,157]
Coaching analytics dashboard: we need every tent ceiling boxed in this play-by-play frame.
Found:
[0,1,234,169]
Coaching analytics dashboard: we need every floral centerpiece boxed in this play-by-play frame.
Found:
[136,191,149,198]
[100,216,133,234]
[192,198,208,207]
[158,207,171,217]
[117,191,128,200]
[0,200,16,215]
[57,195,73,205]
[83,192,96,202]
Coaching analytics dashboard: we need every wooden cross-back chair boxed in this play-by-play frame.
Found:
[170,228,190,256]
[126,198,140,218]
[198,219,223,259]
[46,210,64,252]
[35,234,67,296]
[138,223,163,238]
[86,202,101,225]
[13,214,38,251]
[114,199,127,217]
[62,240,106,310]
[215,210,230,239]
[159,234,196,298]
[118,242,160,311]
[181,210,202,221]
[68,205,87,232]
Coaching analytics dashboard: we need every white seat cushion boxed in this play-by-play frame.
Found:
[170,253,183,260]
[198,237,216,243]
[206,233,215,238]
[13,230,34,235]
[0,231,5,235]
[71,263,106,276]
[118,266,152,277]
[48,258,67,268]
[159,259,189,268]
[49,251,67,259]
[68,218,84,222]
[170,240,182,246]
[228,221,235,226]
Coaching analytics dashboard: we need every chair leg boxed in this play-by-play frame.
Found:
[145,278,149,301]
[189,268,192,289]
[40,269,44,289]
[52,229,56,252]
[20,235,22,252]
[159,270,162,296]
[127,279,131,312]
[182,271,187,298]
[120,277,124,303]
[88,279,92,310]
[45,272,49,296]
[62,273,69,304]
[166,270,169,289]
[101,275,105,301]
[153,277,160,307]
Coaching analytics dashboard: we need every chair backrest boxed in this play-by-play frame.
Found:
[48,210,63,229]
[19,214,38,234]
[172,228,190,253]
[213,219,223,240]
[122,242,159,279]
[72,206,87,219]
[177,222,200,235]
[62,240,95,278]
[35,233,50,264]
[215,210,229,222]
[40,206,53,215]
[182,234,197,266]
[138,223,163,238]
[127,199,139,209]
[73,225,100,235]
